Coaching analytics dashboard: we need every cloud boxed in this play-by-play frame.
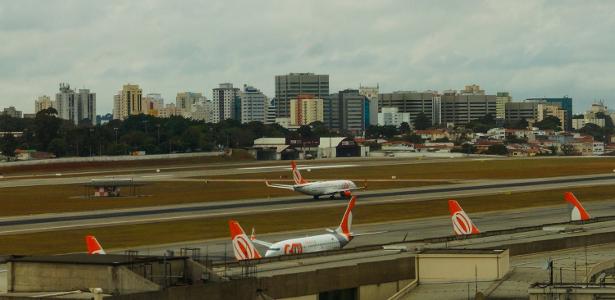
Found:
[1,0,614,114]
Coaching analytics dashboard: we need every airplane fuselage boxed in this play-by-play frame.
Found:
[264,232,351,257]
[294,180,357,196]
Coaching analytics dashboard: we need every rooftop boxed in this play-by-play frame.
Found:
[6,254,188,266]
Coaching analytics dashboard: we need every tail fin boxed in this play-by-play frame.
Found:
[85,235,106,255]
[335,196,356,239]
[291,160,308,184]
[564,192,591,221]
[229,220,261,260]
[448,200,480,235]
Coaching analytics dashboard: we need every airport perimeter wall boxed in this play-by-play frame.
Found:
[504,230,615,256]
[111,256,416,300]
[0,152,224,167]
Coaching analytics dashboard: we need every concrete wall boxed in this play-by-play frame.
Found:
[0,152,223,167]
[358,279,414,300]
[417,251,509,283]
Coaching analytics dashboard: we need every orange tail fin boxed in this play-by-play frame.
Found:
[85,235,106,255]
[336,196,356,239]
[564,192,591,221]
[448,200,480,235]
[291,160,308,184]
[229,220,261,260]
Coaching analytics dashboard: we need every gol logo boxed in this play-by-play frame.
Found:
[451,211,474,235]
[233,235,257,260]
[284,243,303,254]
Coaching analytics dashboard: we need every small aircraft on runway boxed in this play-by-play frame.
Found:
[448,200,480,236]
[265,160,360,199]
[229,196,357,260]
[85,235,106,255]
[564,192,591,222]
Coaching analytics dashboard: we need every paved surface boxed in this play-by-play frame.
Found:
[1,173,615,236]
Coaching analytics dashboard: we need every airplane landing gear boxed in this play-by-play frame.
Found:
[330,194,336,199]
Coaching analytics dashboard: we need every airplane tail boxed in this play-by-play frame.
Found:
[335,196,356,240]
[564,192,591,221]
[291,160,308,185]
[448,200,480,235]
[229,220,262,260]
[85,235,106,255]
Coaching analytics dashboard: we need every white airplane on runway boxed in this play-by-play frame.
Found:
[265,160,360,199]
[85,235,106,254]
[229,196,356,260]
[564,192,591,221]
[448,200,480,236]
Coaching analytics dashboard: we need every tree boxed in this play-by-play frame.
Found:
[297,125,315,139]
[467,114,497,133]
[535,116,562,131]
[399,122,411,134]
[47,138,67,157]
[505,118,529,129]
[1,134,18,160]
[596,112,614,129]
[402,134,423,144]
[412,113,431,130]
[579,123,605,141]
[34,108,62,150]
[560,144,578,156]
[486,144,508,155]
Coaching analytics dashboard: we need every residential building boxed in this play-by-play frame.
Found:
[378,107,410,127]
[176,92,205,112]
[113,84,143,120]
[537,103,566,130]
[240,85,269,123]
[378,91,440,126]
[289,95,324,126]
[188,101,212,122]
[461,84,485,95]
[212,83,241,123]
[158,103,182,118]
[55,83,96,125]
[496,92,512,120]
[505,102,538,123]
[35,95,54,113]
[440,90,496,126]
[572,118,606,130]
[264,99,277,125]
[526,97,572,130]
[359,85,379,126]
[142,93,164,117]
[275,73,329,117]
[1,106,22,118]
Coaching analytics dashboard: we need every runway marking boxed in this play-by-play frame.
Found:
[141,175,172,178]
[238,164,358,170]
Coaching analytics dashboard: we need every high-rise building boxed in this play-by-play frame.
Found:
[240,85,269,123]
[378,107,411,127]
[525,97,572,130]
[1,106,22,118]
[290,95,324,126]
[537,103,566,130]
[378,91,440,125]
[35,95,54,113]
[264,99,277,125]
[359,85,379,126]
[461,84,485,95]
[496,92,512,120]
[275,73,329,118]
[176,92,205,111]
[328,89,370,134]
[212,83,241,123]
[142,93,164,117]
[505,102,538,123]
[55,83,96,125]
[440,90,496,126]
[113,84,143,120]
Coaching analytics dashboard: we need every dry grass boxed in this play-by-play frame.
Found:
[1,185,614,255]
[0,180,446,217]
[211,157,615,181]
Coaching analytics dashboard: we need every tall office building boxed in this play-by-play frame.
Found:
[55,83,96,125]
[537,103,566,130]
[378,107,410,127]
[240,85,269,123]
[327,89,370,134]
[359,85,379,126]
[113,84,143,120]
[378,91,440,125]
[504,102,538,123]
[275,73,329,118]
[496,92,512,120]
[35,95,54,113]
[290,95,324,126]
[440,90,496,126]
[188,100,212,122]
[176,92,205,111]
[525,97,573,130]
[212,83,241,123]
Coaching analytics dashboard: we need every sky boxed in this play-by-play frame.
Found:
[1,0,615,114]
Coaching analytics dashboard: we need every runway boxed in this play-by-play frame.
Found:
[0,173,614,236]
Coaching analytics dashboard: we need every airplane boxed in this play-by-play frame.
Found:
[85,235,106,255]
[265,160,360,199]
[564,192,591,222]
[448,200,480,236]
[229,196,356,260]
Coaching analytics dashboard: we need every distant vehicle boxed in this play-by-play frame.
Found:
[85,235,106,254]
[265,160,360,199]
[230,196,357,260]
[448,200,480,235]
[564,192,591,221]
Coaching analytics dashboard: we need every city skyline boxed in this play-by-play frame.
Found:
[2,1,615,114]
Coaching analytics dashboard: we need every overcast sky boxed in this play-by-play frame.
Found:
[1,0,614,114]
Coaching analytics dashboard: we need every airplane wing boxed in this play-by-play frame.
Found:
[251,239,274,248]
[265,181,295,191]
[349,231,387,237]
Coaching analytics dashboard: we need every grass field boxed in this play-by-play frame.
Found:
[210,157,615,181]
[0,180,447,217]
[1,184,614,255]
